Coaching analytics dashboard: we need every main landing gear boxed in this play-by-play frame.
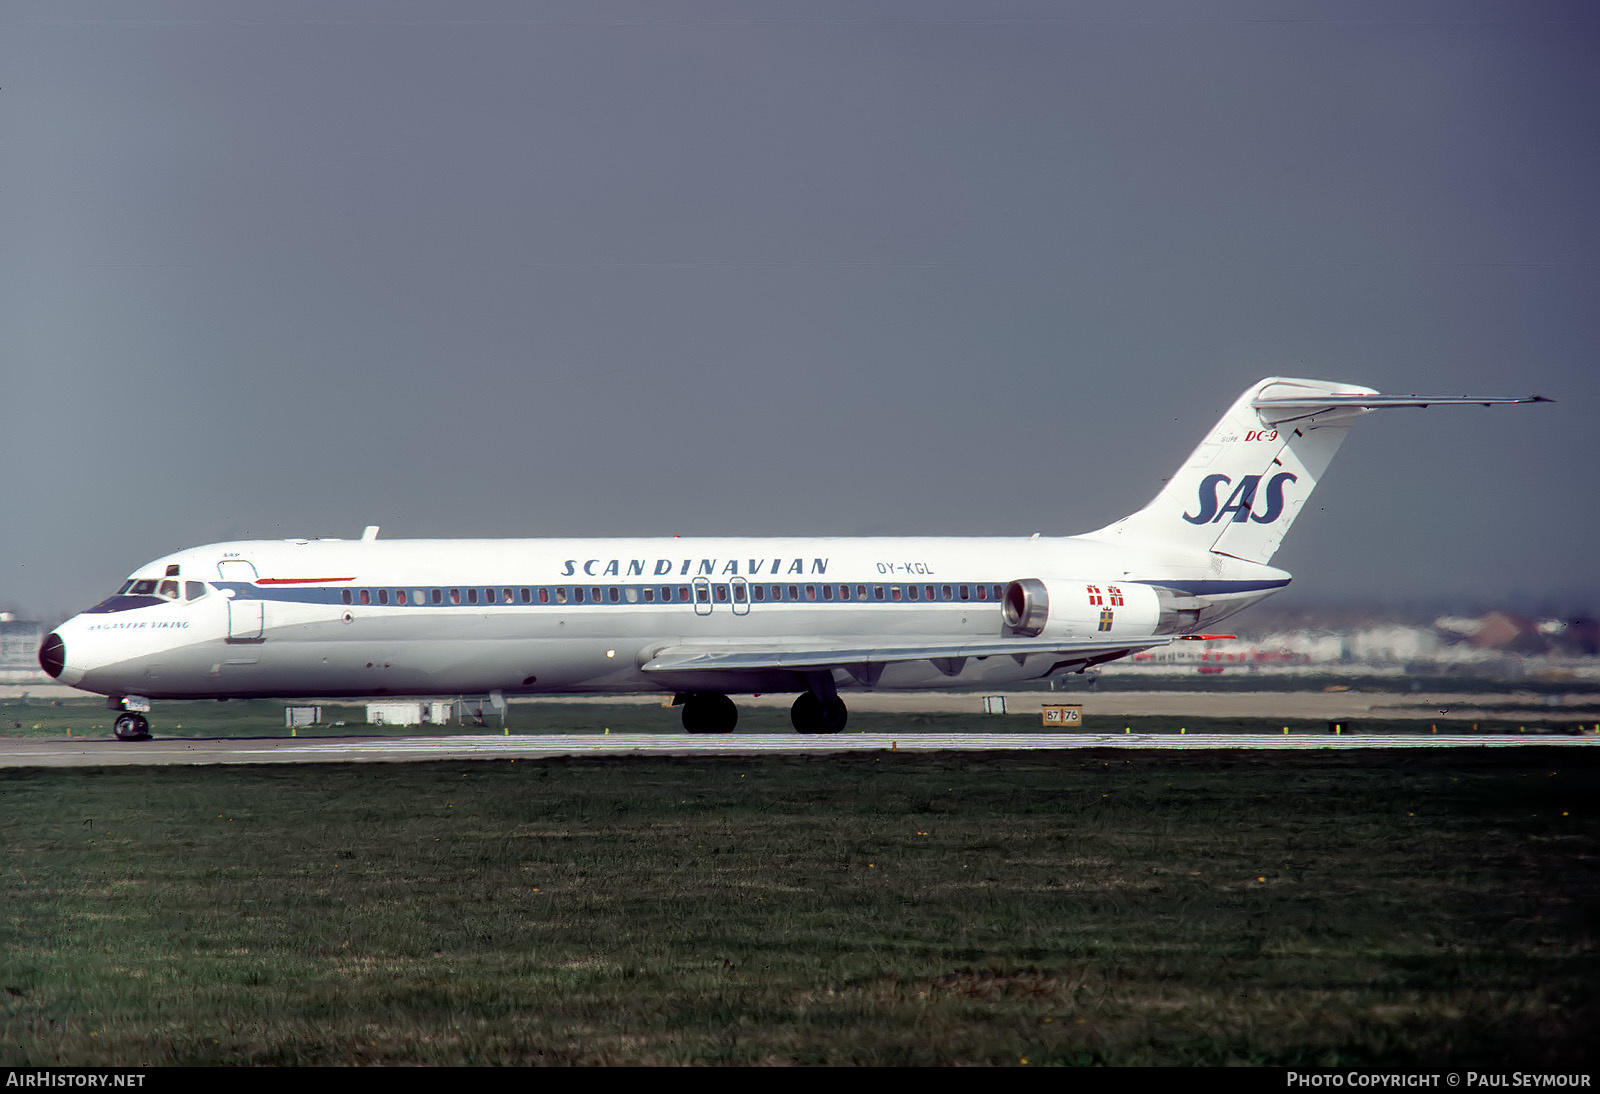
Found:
[789,692,848,734]
[677,674,849,735]
[679,692,738,734]
[791,670,848,734]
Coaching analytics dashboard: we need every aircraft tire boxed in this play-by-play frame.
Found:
[113,713,151,741]
[790,692,848,734]
[681,692,737,734]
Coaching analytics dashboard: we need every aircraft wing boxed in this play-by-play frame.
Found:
[639,634,1176,674]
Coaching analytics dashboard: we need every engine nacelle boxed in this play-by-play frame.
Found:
[1002,578,1050,636]
[1002,578,1164,639]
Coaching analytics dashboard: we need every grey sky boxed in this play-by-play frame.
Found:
[3,0,1596,625]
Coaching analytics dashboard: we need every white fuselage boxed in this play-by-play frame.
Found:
[54,375,1532,713]
[45,533,1288,701]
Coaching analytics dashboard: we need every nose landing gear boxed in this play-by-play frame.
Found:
[113,713,151,741]
[108,696,153,741]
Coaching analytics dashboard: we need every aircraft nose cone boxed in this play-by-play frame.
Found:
[39,632,65,678]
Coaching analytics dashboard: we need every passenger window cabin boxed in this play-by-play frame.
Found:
[304,575,999,611]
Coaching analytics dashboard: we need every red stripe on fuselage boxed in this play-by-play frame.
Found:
[255,577,356,585]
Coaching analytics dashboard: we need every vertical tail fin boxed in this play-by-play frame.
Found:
[1085,377,1549,565]
[1084,377,1377,565]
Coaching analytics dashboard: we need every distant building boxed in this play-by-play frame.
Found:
[0,614,45,682]
[1110,610,1599,678]
[366,701,456,726]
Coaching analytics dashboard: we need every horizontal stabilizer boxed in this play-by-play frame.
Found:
[1252,391,1551,424]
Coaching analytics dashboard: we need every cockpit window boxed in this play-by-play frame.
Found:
[86,591,162,614]
[86,574,200,613]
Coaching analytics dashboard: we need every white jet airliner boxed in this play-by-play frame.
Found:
[40,377,1546,740]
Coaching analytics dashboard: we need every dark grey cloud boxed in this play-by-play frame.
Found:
[3,0,1596,622]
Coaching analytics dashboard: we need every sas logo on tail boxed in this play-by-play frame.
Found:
[1183,472,1298,525]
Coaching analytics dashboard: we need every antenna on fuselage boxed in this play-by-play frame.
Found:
[361,526,380,541]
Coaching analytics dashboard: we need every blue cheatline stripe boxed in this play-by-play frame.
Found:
[215,580,1015,608]
[213,577,1287,608]
[209,575,1286,610]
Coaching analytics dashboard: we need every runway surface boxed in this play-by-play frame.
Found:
[2,731,1595,768]
[7,683,1596,724]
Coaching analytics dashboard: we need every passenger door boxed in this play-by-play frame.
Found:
[217,559,265,643]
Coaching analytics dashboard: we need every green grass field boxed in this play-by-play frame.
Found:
[2,748,1595,1065]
